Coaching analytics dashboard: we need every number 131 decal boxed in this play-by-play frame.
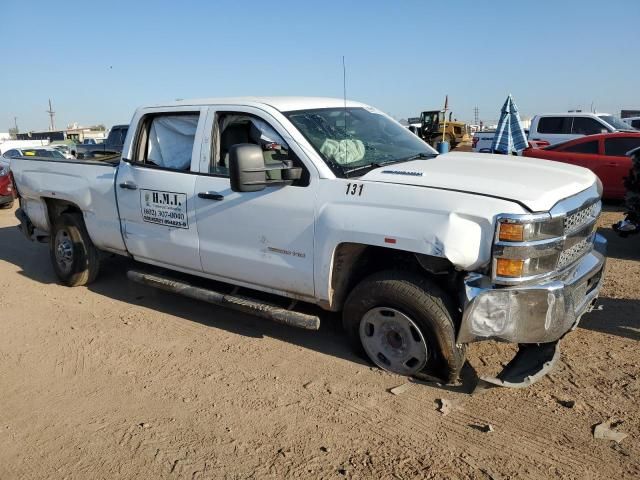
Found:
[346,183,364,196]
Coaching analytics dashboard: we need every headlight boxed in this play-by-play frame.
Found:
[497,217,564,242]
[493,214,565,283]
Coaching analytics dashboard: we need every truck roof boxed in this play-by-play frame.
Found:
[147,96,368,113]
[533,112,611,117]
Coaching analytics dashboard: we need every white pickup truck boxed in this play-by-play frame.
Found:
[11,97,606,388]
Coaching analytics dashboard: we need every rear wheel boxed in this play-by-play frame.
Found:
[50,213,100,286]
[343,270,465,382]
[0,200,13,209]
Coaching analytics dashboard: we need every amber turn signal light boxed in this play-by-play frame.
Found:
[498,223,524,242]
[496,258,525,277]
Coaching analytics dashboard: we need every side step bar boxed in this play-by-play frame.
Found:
[127,270,320,331]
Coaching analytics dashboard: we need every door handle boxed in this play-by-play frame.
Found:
[119,181,138,190]
[606,162,618,167]
[198,191,224,201]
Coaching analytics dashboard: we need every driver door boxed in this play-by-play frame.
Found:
[193,106,316,297]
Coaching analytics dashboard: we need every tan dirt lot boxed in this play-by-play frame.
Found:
[0,204,638,479]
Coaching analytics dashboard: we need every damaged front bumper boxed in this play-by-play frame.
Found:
[458,234,606,387]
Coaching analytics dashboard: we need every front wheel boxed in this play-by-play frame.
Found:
[50,213,100,286]
[343,270,465,382]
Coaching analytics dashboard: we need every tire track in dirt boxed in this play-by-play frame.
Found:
[298,380,626,479]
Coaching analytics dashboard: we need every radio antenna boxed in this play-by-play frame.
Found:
[342,56,347,169]
[342,56,347,111]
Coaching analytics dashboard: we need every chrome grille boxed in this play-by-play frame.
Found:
[564,202,600,234]
[557,235,593,269]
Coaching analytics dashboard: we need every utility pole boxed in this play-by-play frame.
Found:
[14,117,18,133]
[474,106,479,126]
[47,99,56,131]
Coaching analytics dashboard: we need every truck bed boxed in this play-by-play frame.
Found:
[10,155,127,254]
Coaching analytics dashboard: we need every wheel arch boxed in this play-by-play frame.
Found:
[43,197,84,229]
[326,242,458,312]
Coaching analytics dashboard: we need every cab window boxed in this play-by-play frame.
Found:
[572,118,607,135]
[133,113,199,171]
[212,112,309,186]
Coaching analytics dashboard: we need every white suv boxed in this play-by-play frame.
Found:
[529,112,632,145]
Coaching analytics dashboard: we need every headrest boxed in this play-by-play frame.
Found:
[221,124,249,149]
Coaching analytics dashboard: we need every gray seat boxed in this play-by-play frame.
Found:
[220,124,250,172]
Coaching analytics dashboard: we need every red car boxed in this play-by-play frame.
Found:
[523,132,640,199]
[0,167,15,209]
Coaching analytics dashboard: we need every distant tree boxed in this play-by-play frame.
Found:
[94,124,106,131]
[8,127,18,139]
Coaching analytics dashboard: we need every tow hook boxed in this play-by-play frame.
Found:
[474,341,560,391]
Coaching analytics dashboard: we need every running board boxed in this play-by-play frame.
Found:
[127,270,320,331]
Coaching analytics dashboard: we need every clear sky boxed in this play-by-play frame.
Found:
[2,0,639,131]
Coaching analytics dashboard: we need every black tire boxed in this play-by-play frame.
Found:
[50,213,100,286]
[0,200,13,209]
[343,270,465,383]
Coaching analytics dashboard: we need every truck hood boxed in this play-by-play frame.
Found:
[360,152,597,212]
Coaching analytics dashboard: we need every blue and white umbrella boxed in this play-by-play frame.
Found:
[490,95,528,154]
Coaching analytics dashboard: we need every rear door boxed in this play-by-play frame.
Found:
[599,137,640,198]
[532,116,573,145]
[116,108,206,272]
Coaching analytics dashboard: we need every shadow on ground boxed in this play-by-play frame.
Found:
[579,297,640,341]
[0,224,369,369]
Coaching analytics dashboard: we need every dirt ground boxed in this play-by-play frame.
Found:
[0,203,638,480]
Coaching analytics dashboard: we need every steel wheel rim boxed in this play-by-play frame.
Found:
[54,229,74,274]
[359,307,428,376]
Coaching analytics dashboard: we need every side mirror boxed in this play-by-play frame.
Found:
[229,144,266,192]
[229,144,303,192]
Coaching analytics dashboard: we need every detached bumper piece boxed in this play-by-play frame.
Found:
[477,341,560,390]
[459,234,606,389]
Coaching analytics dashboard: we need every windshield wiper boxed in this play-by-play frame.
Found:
[343,160,400,177]
[401,152,437,162]
[343,153,436,177]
